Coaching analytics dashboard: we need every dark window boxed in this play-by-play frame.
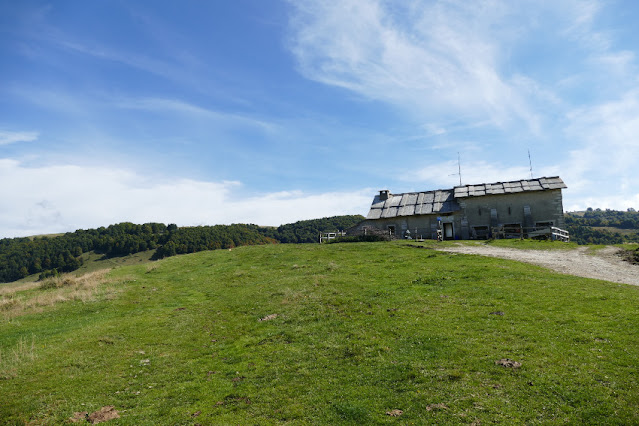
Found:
[535,221,554,228]
[472,226,489,239]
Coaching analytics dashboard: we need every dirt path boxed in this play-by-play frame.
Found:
[435,244,639,286]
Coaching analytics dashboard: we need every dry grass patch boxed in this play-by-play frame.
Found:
[0,269,118,320]
[0,280,42,297]
[145,263,160,273]
[0,334,36,378]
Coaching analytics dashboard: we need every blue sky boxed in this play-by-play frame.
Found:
[2,0,639,237]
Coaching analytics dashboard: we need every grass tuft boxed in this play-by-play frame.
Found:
[0,335,36,376]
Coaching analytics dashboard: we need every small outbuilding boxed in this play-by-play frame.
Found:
[351,176,567,240]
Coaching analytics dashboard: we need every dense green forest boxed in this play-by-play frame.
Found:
[152,224,275,259]
[0,215,365,283]
[565,208,639,244]
[258,215,365,243]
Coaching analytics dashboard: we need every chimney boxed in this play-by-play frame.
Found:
[379,190,390,201]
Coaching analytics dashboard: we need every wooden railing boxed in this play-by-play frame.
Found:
[319,231,346,243]
[345,225,570,242]
[550,226,570,242]
[492,226,570,242]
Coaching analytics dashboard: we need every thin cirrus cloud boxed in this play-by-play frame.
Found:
[114,97,277,132]
[0,159,372,238]
[55,38,189,84]
[20,7,192,88]
[0,130,39,146]
[8,82,274,132]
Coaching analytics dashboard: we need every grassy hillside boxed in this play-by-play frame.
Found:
[0,216,365,284]
[1,241,639,424]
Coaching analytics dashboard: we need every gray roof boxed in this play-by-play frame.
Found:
[366,176,566,220]
[366,189,460,220]
[453,176,566,198]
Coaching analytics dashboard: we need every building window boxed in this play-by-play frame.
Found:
[535,221,554,229]
[472,226,489,239]
[501,223,522,238]
[387,225,396,236]
[508,206,512,215]
[503,223,522,232]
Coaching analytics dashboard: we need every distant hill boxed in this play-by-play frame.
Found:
[565,208,639,244]
[0,215,365,283]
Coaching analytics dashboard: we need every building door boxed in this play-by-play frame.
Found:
[443,222,454,240]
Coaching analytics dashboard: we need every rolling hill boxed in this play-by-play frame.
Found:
[1,240,638,423]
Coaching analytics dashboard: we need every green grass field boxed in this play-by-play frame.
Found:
[1,241,638,424]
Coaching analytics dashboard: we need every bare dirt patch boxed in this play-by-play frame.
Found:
[259,313,278,321]
[436,244,639,286]
[495,358,522,369]
[70,406,120,424]
[426,403,449,411]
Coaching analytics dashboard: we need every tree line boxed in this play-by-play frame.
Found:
[0,215,365,283]
[0,222,173,282]
[258,215,365,243]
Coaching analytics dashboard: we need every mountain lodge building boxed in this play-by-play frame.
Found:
[350,177,567,240]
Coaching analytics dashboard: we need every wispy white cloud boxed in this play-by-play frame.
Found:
[563,90,639,193]
[286,0,639,133]
[0,130,38,146]
[115,97,276,131]
[13,3,190,86]
[287,0,544,131]
[560,0,608,49]
[55,38,184,83]
[7,86,278,136]
[0,159,371,238]
[7,85,93,117]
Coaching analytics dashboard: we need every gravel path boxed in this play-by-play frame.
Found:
[435,244,639,286]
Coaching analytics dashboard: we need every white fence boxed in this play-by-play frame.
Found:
[493,226,570,242]
[319,231,346,243]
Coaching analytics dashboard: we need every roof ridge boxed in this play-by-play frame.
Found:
[453,176,563,189]
[380,176,564,196]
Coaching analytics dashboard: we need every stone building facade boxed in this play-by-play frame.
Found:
[350,177,567,240]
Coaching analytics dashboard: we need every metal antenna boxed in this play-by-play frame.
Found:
[528,149,533,179]
[449,152,462,186]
